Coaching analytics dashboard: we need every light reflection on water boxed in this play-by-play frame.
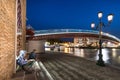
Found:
[74,48,84,57]
[95,49,110,63]
[46,47,120,67]
[112,49,117,57]
[63,48,120,67]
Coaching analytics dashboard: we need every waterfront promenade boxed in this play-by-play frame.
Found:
[12,52,120,80]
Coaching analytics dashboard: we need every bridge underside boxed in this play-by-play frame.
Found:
[28,33,119,43]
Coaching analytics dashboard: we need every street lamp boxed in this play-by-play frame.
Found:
[91,11,114,66]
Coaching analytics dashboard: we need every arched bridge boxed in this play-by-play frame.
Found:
[28,29,120,43]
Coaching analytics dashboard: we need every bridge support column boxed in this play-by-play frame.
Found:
[28,40,46,53]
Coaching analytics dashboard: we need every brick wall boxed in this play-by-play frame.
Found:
[0,0,26,79]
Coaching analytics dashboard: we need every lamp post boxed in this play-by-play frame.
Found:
[91,11,114,66]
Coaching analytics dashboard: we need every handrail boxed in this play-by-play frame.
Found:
[35,29,98,34]
[37,61,54,80]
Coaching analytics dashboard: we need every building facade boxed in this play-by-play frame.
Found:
[0,0,26,79]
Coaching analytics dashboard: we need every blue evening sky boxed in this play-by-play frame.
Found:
[27,0,120,38]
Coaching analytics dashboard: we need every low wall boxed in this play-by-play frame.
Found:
[28,40,45,53]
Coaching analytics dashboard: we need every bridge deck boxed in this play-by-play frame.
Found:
[33,29,120,42]
[38,52,120,80]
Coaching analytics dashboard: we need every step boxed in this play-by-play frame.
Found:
[11,71,25,80]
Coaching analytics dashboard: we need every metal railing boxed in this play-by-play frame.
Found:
[35,61,54,80]
[35,29,98,34]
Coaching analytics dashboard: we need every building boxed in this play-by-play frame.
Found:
[0,0,26,79]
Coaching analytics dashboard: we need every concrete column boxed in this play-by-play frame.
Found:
[28,40,45,53]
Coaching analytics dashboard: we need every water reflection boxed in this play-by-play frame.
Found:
[63,47,120,67]
[74,49,85,57]
[64,48,68,53]
[112,49,117,57]
[95,49,110,63]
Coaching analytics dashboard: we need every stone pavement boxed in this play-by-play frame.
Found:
[11,64,50,80]
[38,52,120,80]
[11,70,36,80]
[11,52,120,80]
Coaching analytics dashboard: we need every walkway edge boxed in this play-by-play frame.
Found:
[38,61,54,80]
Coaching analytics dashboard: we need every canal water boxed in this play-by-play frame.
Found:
[64,48,120,68]
[46,47,120,68]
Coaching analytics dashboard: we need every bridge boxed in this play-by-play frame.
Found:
[26,29,120,53]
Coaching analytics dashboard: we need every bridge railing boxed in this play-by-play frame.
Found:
[102,33,120,42]
[35,29,98,34]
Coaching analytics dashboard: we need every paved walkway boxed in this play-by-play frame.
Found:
[12,52,120,80]
[11,71,35,80]
[38,52,120,80]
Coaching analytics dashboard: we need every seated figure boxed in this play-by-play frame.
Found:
[16,50,40,72]
[28,49,36,60]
